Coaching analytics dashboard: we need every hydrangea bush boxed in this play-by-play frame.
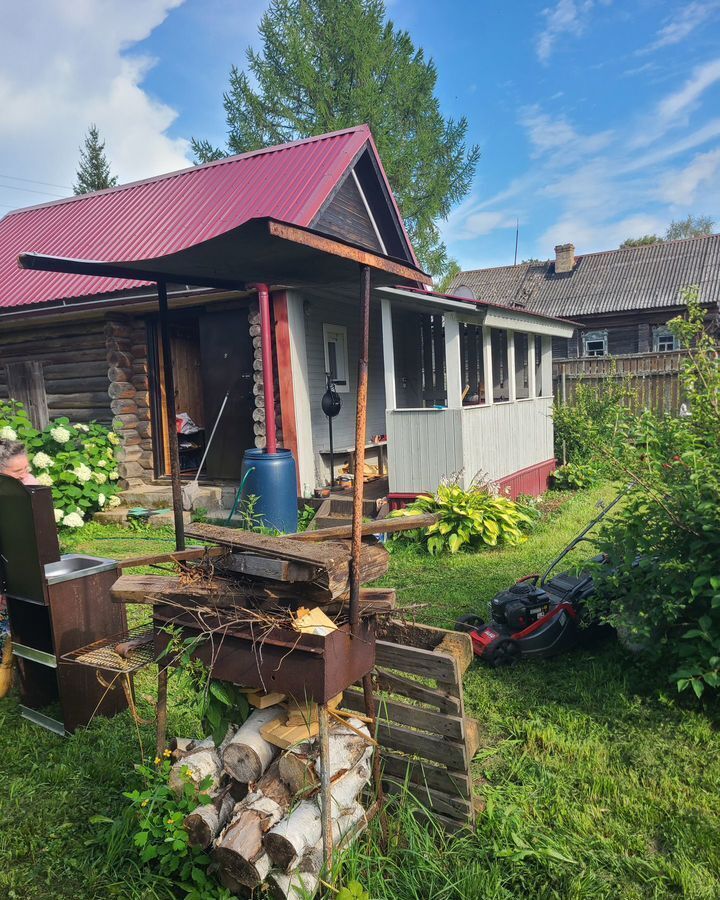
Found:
[0,399,122,527]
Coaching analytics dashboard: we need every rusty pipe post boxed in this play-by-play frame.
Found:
[254,283,277,454]
[157,280,185,551]
[349,265,371,629]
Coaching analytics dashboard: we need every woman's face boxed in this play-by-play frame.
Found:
[1,453,31,482]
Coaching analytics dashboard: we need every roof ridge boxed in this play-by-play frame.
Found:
[2,124,372,220]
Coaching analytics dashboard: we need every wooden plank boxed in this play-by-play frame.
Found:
[343,686,465,741]
[374,721,467,770]
[323,588,397,617]
[286,513,438,543]
[219,553,318,582]
[413,808,473,833]
[117,546,225,569]
[383,777,472,820]
[372,668,461,715]
[380,751,470,798]
[272,292,300,486]
[110,573,282,607]
[465,718,483,760]
[375,640,459,686]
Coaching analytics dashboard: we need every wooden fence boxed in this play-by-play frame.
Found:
[552,350,689,415]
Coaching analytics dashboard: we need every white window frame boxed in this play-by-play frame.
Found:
[653,326,679,352]
[583,329,608,357]
[323,323,350,393]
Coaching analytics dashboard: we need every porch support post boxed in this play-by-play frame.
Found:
[507,330,517,402]
[528,334,537,398]
[157,279,185,551]
[541,334,553,396]
[256,283,277,454]
[380,298,397,411]
[482,326,494,405]
[444,313,463,408]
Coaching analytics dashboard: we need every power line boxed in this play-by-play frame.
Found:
[0,182,66,199]
[0,172,72,190]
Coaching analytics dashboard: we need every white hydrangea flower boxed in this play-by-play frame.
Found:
[54,508,64,524]
[50,426,72,444]
[97,493,106,507]
[32,451,53,469]
[62,512,84,528]
[107,449,115,459]
[74,423,89,432]
[108,432,120,445]
[0,426,17,441]
[97,459,107,468]
[36,472,54,487]
[74,464,93,483]
[108,470,119,481]
[108,495,122,508]
[94,471,107,484]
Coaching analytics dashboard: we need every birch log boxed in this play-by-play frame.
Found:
[278,717,370,795]
[213,761,291,889]
[184,789,236,849]
[169,747,222,798]
[223,707,285,782]
[263,746,372,872]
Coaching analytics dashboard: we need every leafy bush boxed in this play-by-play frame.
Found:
[0,400,121,527]
[553,375,633,469]
[587,291,720,697]
[550,462,597,491]
[390,482,534,554]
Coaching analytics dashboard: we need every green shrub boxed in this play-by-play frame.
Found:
[0,399,121,527]
[550,462,597,491]
[390,482,534,554]
[587,291,720,697]
[553,375,633,468]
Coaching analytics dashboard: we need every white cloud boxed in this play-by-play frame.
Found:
[536,0,595,64]
[658,148,720,204]
[657,58,720,121]
[0,0,191,211]
[645,2,720,52]
[518,105,613,160]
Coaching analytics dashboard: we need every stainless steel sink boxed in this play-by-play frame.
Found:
[44,554,118,585]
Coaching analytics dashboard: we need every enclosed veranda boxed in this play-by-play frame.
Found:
[377,287,576,497]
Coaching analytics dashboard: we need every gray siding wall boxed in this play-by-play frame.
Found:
[303,292,387,483]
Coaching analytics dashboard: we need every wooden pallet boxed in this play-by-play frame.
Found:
[342,619,481,831]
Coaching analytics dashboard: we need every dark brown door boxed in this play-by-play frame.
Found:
[199,310,255,479]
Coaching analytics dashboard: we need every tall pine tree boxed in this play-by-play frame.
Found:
[191,0,479,279]
[73,124,118,195]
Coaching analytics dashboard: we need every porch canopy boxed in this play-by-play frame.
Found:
[376,285,576,495]
[18,214,430,549]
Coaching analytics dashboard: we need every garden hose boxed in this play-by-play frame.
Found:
[225,467,256,526]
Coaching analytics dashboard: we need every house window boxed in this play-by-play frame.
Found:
[653,326,678,352]
[323,324,349,392]
[583,330,608,357]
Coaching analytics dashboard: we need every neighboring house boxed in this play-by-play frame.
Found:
[450,237,720,359]
[0,125,572,508]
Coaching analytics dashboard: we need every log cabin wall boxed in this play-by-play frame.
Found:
[104,315,153,489]
[0,320,110,426]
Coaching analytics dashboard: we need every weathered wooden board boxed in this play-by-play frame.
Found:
[374,722,467,771]
[380,752,470,799]
[285,514,438,543]
[219,553,318,583]
[343,687,465,741]
[373,668,461,715]
[111,574,271,608]
[383,777,472,820]
[375,640,459,687]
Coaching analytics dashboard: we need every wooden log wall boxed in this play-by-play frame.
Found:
[249,302,283,450]
[0,321,111,424]
[552,349,690,416]
[104,315,153,488]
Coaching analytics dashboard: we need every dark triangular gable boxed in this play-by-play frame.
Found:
[311,146,415,264]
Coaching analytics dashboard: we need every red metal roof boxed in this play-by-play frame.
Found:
[0,125,388,312]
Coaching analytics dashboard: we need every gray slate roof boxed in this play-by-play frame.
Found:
[449,234,720,319]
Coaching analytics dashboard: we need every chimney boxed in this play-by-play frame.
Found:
[554,243,575,274]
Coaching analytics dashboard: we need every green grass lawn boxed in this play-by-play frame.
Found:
[1,487,718,899]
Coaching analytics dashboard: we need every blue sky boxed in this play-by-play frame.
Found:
[2,1,720,272]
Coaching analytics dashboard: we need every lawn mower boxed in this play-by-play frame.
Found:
[456,489,629,667]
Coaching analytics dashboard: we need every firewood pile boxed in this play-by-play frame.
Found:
[170,697,374,899]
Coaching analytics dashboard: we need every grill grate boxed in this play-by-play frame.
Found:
[61,625,156,674]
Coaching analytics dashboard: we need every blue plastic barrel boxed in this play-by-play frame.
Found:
[240,448,298,533]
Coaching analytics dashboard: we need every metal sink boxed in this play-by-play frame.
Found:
[44,554,118,585]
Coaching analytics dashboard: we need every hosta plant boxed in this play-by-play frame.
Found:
[0,399,121,527]
[550,462,597,491]
[391,482,534,554]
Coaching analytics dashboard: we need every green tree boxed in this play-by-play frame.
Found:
[665,214,714,241]
[73,124,118,195]
[191,0,479,279]
[620,234,661,248]
[435,259,461,293]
